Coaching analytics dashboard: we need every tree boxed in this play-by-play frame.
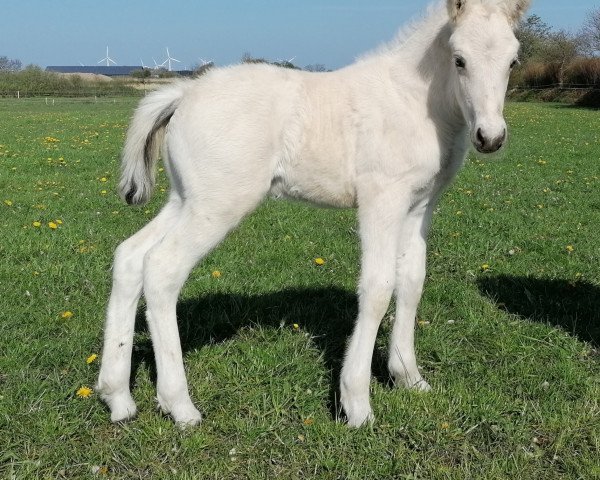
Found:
[516,14,578,83]
[516,14,551,62]
[272,59,300,70]
[190,62,214,76]
[241,52,268,64]
[0,56,22,72]
[544,30,579,84]
[579,7,600,56]
[131,68,151,80]
[543,30,579,64]
[305,64,328,72]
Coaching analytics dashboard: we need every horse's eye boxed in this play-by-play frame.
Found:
[454,56,466,69]
[510,58,519,69]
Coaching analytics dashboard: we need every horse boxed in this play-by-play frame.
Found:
[97,0,530,427]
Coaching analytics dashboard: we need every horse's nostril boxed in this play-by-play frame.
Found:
[476,128,485,147]
[475,128,506,152]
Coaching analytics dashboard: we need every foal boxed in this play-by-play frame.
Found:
[98,0,530,427]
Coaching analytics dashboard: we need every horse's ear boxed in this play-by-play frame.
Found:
[504,0,532,28]
[447,0,469,23]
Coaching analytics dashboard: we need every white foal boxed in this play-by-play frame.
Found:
[97,0,530,427]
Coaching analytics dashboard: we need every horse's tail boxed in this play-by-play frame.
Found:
[119,81,188,205]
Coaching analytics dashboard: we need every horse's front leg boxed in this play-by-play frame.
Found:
[388,204,432,391]
[340,182,408,427]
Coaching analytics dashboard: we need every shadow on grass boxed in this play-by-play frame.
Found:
[547,89,600,110]
[131,287,392,418]
[477,275,600,346]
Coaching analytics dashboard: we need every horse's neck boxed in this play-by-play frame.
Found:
[390,11,464,126]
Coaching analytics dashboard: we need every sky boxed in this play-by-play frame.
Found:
[1,1,597,71]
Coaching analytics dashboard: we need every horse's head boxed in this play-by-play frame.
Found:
[447,0,530,153]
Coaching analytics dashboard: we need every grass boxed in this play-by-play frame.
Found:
[0,97,599,479]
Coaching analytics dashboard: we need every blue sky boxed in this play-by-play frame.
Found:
[1,1,596,70]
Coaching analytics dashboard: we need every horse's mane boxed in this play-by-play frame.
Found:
[357,0,514,64]
[357,2,447,63]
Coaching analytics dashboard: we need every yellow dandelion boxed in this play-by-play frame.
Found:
[293,323,299,330]
[211,270,221,278]
[566,245,574,253]
[100,190,107,195]
[55,219,63,225]
[314,257,325,266]
[76,386,93,398]
[3,200,13,206]
[91,466,109,475]
[32,221,42,228]
[86,353,98,364]
[60,310,74,319]
[100,177,108,182]
[417,320,430,326]
[48,221,58,229]
[440,422,450,430]
[481,263,490,271]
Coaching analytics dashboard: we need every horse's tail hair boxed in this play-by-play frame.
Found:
[119,81,188,205]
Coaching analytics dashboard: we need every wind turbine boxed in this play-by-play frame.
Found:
[199,57,214,66]
[152,58,162,70]
[97,46,116,67]
[277,56,296,64]
[162,47,180,72]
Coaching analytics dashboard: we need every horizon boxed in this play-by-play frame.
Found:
[2,1,597,71]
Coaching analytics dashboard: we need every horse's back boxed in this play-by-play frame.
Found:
[163,64,304,200]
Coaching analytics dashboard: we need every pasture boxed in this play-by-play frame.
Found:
[0,97,598,478]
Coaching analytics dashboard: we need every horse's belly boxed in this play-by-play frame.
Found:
[270,151,357,208]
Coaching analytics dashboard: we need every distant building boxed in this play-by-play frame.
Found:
[45,65,194,77]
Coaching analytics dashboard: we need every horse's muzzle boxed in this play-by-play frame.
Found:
[473,127,506,154]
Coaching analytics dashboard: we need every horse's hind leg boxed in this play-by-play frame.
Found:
[142,193,266,426]
[97,197,181,422]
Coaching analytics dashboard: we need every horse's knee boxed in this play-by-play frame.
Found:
[358,275,395,318]
[114,237,143,273]
[142,247,186,300]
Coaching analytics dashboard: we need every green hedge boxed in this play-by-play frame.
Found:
[0,66,141,97]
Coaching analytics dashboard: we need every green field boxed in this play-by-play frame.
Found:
[0,97,599,479]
